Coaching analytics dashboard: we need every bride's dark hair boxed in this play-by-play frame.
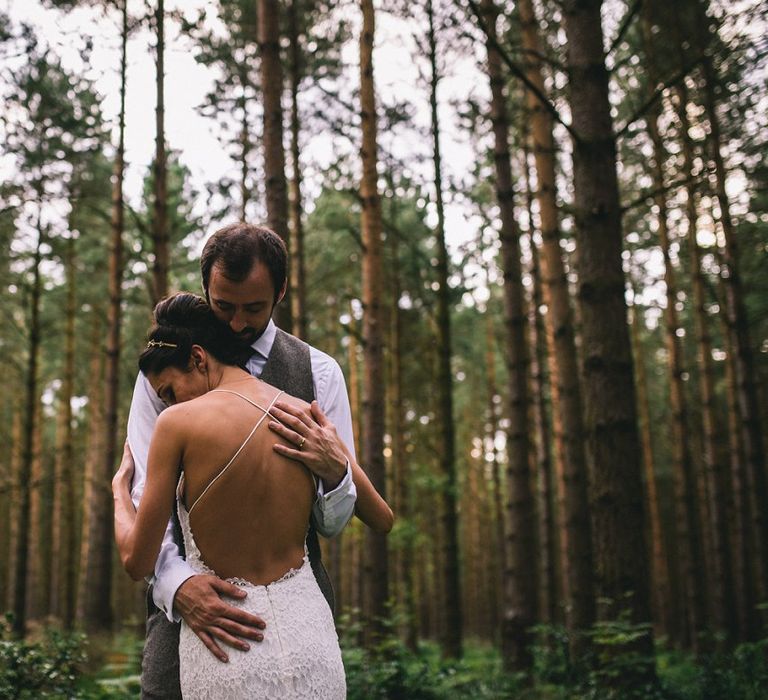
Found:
[138,292,247,375]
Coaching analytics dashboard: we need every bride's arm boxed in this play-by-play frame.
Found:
[114,409,184,581]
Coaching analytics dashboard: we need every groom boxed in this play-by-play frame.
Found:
[122,223,361,699]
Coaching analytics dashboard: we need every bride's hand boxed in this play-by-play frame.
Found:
[112,440,135,495]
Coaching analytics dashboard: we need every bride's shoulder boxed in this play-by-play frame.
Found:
[155,396,211,432]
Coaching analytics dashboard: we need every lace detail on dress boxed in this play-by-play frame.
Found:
[176,477,346,699]
[226,557,306,589]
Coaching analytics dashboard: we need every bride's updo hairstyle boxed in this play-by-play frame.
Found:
[138,292,247,376]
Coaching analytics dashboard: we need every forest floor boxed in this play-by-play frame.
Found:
[2,619,767,699]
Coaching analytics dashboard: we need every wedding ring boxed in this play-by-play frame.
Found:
[298,436,306,450]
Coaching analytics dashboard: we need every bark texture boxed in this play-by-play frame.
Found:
[629,302,671,638]
[151,0,168,304]
[518,0,594,646]
[426,0,462,659]
[647,100,706,650]
[481,0,536,672]
[359,0,389,644]
[561,0,654,683]
[287,0,308,339]
[258,0,292,330]
[12,220,44,636]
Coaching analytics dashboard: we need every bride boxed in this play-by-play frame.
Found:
[113,292,388,698]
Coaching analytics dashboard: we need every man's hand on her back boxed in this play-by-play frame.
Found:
[173,575,266,663]
[268,400,348,490]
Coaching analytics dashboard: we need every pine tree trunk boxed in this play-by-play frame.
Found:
[646,101,706,650]
[388,231,417,650]
[481,0,536,671]
[630,301,672,639]
[518,0,594,647]
[258,0,292,330]
[83,0,128,633]
[77,311,111,631]
[345,318,362,628]
[426,0,462,659]
[522,143,558,627]
[50,240,76,623]
[698,37,768,609]
[239,71,251,219]
[719,301,755,640]
[690,233,737,641]
[152,0,168,304]
[484,313,506,636]
[561,0,655,682]
[463,434,483,638]
[287,0,308,340]
[27,400,45,622]
[38,400,52,619]
[0,407,10,608]
[12,218,44,637]
[672,77,737,642]
[358,0,389,645]
[6,410,23,610]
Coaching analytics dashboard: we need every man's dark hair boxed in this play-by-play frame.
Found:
[200,223,288,303]
[138,293,248,376]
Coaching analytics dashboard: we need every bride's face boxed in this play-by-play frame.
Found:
[147,363,207,407]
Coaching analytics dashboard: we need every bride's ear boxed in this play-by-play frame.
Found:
[190,345,207,373]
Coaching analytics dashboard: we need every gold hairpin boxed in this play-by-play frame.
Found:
[146,340,178,349]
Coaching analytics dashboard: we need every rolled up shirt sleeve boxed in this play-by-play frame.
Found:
[310,351,358,536]
[312,459,357,536]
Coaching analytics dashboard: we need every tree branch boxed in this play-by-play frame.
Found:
[620,172,702,215]
[607,0,643,59]
[126,202,150,239]
[615,55,704,139]
[464,0,579,143]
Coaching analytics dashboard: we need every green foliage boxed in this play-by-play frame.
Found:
[0,615,86,698]
[659,639,768,700]
[532,621,768,700]
[342,637,515,700]
[0,619,142,699]
[3,621,767,700]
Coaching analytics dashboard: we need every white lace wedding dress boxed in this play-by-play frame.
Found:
[174,389,346,699]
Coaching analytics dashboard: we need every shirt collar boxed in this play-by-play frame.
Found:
[251,318,277,359]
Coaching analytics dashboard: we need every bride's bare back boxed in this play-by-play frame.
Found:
[168,378,315,585]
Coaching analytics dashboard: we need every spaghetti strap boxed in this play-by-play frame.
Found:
[187,389,284,515]
[208,388,278,414]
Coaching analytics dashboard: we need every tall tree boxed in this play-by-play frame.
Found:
[424,0,462,659]
[12,216,44,637]
[479,0,536,672]
[358,0,388,644]
[629,298,672,638]
[287,0,307,339]
[517,0,595,650]
[77,310,107,629]
[523,144,558,627]
[693,1,768,609]
[646,95,706,650]
[561,0,655,684]
[258,0,292,329]
[50,234,78,628]
[151,0,168,304]
[82,0,129,632]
